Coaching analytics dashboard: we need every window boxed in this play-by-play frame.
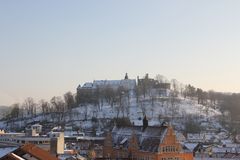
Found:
[166,146,169,152]
[163,146,178,153]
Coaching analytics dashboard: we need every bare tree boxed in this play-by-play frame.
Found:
[10,103,20,119]
[159,97,167,108]
[84,105,88,120]
[169,90,180,121]
[149,90,156,118]
[116,86,128,118]
[126,102,130,117]
[184,84,196,98]
[23,97,36,117]
[208,90,217,108]
[140,100,146,117]
[135,85,142,104]
[142,74,151,98]
[64,92,75,110]
[196,88,203,104]
[104,86,116,107]
[179,83,185,97]
[115,105,121,119]
[39,99,50,116]
[64,92,75,123]
[171,79,180,97]
[51,96,66,125]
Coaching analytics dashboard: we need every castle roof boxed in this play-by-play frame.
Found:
[80,79,136,90]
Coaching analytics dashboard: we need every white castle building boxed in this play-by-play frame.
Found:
[77,73,136,93]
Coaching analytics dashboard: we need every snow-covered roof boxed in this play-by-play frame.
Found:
[212,147,238,153]
[187,133,205,140]
[93,79,136,89]
[111,126,168,152]
[0,147,17,158]
[184,143,198,152]
[187,133,215,142]
[221,139,233,145]
[82,82,93,89]
[80,79,136,90]
[31,124,41,126]
[176,132,186,142]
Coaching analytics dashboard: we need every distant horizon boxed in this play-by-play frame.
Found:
[0,72,238,106]
[1,0,240,105]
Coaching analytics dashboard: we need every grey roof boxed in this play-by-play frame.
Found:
[111,126,168,153]
[80,79,136,90]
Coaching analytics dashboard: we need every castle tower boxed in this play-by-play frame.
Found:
[124,73,129,80]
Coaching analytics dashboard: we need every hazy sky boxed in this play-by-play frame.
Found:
[1,0,240,105]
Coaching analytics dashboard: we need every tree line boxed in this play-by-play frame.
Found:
[3,92,77,123]
[3,74,240,134]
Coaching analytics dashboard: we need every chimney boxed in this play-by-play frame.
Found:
[50,132,64,156]
[25,128,37,137]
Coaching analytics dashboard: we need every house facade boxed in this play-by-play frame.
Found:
[103,124,193,160]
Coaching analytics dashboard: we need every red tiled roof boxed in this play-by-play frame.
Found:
[0,153,19,160]
[18,143,59,160]
[0,143,59,160]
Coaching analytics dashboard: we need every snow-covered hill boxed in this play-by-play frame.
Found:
[0,96,223,133]
[70,97,221,129]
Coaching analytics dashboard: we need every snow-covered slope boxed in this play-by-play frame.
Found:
[0,96,222,132]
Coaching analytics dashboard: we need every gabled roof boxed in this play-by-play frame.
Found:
[111,126,168,152]
[183,143,199,152]
[0,143,59,160]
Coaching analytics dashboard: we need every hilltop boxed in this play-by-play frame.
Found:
[0,73,229,136]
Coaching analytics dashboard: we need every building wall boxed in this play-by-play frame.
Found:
[103,126,193,160]
[50,132,64,155]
